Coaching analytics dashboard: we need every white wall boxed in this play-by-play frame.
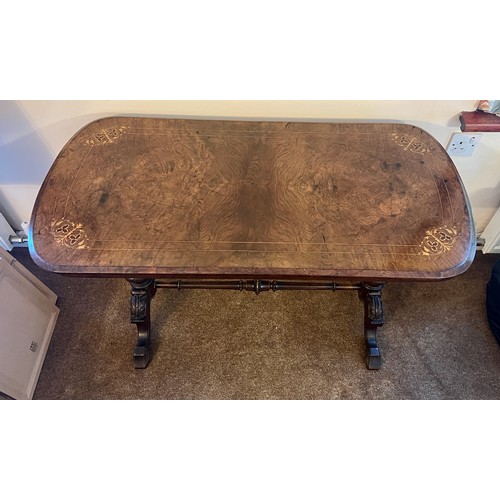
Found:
[1,100,499,233]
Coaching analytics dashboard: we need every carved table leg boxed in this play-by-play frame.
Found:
[128,279,156,369]
[360,283,384,370]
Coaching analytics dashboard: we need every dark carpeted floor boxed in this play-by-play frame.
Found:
[5,247,500,399]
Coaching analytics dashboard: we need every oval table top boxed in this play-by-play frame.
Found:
[29,117,475,280]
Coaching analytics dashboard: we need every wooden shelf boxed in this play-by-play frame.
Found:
[460,110,500,132]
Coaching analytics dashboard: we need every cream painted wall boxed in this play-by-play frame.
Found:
[1,100,499,234]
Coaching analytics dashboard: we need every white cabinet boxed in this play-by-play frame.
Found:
[482,207,500,253]
[0,247,59,399]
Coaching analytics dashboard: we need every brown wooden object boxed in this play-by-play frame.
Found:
[29,117,475,369]
[460,110,500,132]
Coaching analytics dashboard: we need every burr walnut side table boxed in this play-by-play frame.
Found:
[29,117,475,370]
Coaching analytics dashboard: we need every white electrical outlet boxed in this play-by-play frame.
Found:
[446,133,480,156]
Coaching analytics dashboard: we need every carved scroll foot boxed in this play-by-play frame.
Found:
[360,283,384,370]
[128,279,156,369]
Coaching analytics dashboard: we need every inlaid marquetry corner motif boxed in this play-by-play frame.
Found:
[51,218,89,249]
[420,225,457,256]
[85,126,127,146]
[391,133,430,155]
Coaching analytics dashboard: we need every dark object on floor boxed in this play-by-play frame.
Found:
[486,258,500,345]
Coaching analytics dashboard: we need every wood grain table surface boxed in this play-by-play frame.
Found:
[29,117,475,281]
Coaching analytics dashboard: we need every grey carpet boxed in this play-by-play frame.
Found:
[6,248,500,399]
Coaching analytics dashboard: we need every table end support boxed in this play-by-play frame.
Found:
[360,283,384,370]
[128,279,156,369]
